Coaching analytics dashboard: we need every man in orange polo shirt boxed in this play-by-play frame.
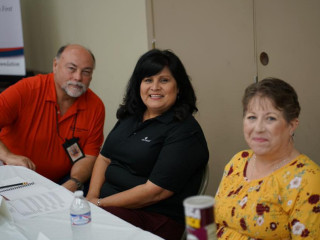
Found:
[0,44,105,193]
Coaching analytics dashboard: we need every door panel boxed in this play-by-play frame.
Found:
[148,0,255,195]
[255,0,320,163]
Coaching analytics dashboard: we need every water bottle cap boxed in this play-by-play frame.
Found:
[74,190,84,197]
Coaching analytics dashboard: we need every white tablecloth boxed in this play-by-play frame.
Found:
[0,165,163,240]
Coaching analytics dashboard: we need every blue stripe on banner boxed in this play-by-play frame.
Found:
[0,49,24,57]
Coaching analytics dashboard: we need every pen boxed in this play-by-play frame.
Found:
[0,194,10,200]
[0,182,29,189]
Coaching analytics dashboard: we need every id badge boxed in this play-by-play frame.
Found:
[62,137,85,164]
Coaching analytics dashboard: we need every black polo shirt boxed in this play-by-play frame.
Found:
[100,110,209,224]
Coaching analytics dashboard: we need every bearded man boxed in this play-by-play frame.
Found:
[0,44,105,194]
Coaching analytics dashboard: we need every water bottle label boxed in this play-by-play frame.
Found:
[70,211,91,225]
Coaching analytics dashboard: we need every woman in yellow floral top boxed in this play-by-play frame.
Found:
[214,78,320,239]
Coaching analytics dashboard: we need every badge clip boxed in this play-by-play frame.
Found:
[62,137,85,164]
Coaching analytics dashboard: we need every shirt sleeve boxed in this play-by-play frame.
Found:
[215,153,237,197]
[286,162,320,239]
[82,99,105,157]
[0,79,28,127]
[149,117,209,192]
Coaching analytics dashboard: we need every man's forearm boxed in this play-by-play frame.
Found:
[62,155,96,192]
[70,155,96,182]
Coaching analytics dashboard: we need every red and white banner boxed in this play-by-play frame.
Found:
[0,0,25,76]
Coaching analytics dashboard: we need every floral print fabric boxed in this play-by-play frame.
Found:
[214,150,320,239]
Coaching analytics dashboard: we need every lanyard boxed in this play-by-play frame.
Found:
[55,106,78,141]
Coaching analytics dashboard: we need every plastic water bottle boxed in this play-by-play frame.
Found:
[70,190,91,226]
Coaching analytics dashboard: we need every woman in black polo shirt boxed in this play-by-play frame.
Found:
[87,49,209,240]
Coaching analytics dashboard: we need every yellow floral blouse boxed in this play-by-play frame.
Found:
[214,150,320,240]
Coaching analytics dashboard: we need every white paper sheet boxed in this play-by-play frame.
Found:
[37,232,52,240]
[6,187,73,221]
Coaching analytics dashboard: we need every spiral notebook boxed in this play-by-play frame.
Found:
[0,182,35,193]
[0,176,46,201]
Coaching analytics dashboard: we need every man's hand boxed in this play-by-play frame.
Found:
[62,179,79,192]
[0,140,36,170]
[4,154,36,170]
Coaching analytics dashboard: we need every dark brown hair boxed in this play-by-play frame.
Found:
[242,77,300,122]
[117,49,197,121]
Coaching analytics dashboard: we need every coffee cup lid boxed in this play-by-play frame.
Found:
[183,195,215,209]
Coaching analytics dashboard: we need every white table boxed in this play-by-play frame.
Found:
[0,165,163,240]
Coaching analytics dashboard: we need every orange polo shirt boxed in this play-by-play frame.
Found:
[0,73,105,182]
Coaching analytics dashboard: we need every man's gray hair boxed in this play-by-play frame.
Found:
[55,44,96,68]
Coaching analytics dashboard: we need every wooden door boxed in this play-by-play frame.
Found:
[147,0,255,195]
[255,0,320,163]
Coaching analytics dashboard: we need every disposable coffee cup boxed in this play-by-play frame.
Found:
[183,195,216,240]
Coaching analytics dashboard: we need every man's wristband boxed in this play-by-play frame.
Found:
[97,198,101,206]
[69,177,84,190]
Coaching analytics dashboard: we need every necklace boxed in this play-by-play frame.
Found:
[250,154,291,179]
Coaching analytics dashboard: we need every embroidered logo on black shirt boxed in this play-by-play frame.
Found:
[141,137,151,142]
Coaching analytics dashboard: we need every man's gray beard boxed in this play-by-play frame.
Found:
[62,81,87,98]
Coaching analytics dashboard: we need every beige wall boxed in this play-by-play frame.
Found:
[147,0,320,195]
[20,0,149,136]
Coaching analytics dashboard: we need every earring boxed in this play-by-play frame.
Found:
[290,132,295,143]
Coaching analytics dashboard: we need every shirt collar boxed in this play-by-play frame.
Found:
[141,110,175,124]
